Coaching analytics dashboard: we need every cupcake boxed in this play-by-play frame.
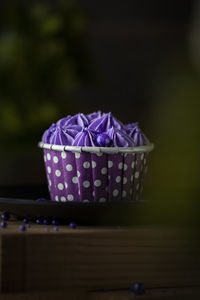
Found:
[39,112,154,203]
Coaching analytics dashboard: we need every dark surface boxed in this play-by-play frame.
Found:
[0,185,50,199]
[0,196,147,226]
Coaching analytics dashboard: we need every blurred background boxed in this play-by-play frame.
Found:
[0,0,199,225]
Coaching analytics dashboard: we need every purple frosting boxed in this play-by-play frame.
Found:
[49,125,81,145]
[88,112,124,133]
[42,112,149,147]
[73,128,96,146]
[107,127,135,147]
[61,113,89,128]
[86,111,102,122]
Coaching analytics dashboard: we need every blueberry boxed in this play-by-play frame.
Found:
[130,282,145,295]
[96,133,111,147]
[69,222,77,229]
[43,217,51,225]
[1,212,10,221]
[20,225,26,232]
[52,218,59,226]
[1,221,7,228]
[36,198,46,201]
[36,217,43,224]
[54,226,59,232]
[23,217,29,224]
[45,227,50,232]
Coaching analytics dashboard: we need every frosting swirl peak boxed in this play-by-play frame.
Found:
[42,111,149,147]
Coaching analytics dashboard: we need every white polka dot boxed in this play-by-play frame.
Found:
[44,155,47,162]
[135,171,139,179]
[131,175,134,182]
[67,194,74,201]
[113,189,119,197]
[77,171,81,177]
[61,152,66,159]
[83,199,89,203]
[78,189,80,195]
[55,169,61,177]
[123,177,127,184]
[58,183,64,190]
[122,190,127,198]
[123,164,128,171]
[141,153,144,160]
[83,180,90,188]
[118,162,123,169]
[55,195,59,202]
[83,161,90,169]
[53,156,58,163]
[75,153,80,159]
[94,180,101,187]
[61,196,67,202]
[96,152,103,157]
[92,161,96,168]
[65,182,68,188]
[66,164,73,171]
[72,176,78,184]
[116,176,121,183]
[124,153,128,157]
[101,167,107,175]
[47,153,51,160]
[48,179,52,187]
[131,162,135,169]
[99,197,106,203]
[108,161,113,168]
[136,184,140,190]
[47,166,51,174]
[92,191,95,197]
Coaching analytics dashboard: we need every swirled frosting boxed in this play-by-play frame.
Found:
[42,112,149,147]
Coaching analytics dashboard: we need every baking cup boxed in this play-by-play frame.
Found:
[38,142,154,203]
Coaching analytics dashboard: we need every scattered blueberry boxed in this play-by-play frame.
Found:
[69,222,77,229]
[1,212,10,221]
[52,218,59,226]
[1,221,7,228]
[45,227,50,232]
[54,226,59,232]
[20,225,26,232]
[36,217,43,224]
[96,133,111,147]
[23,217,29,224]
[43,217,51,225]
[130,282,145,295]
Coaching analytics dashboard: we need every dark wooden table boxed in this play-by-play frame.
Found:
[0,221,199,299]
[0,185,200,299]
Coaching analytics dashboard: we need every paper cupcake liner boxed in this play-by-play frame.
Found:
[43,148,151,203]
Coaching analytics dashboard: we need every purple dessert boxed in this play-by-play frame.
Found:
[39,112,153,203]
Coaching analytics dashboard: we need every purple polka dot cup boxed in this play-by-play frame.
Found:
[38,143,154,203]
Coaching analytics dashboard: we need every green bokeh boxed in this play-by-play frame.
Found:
[0,1,90,145]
